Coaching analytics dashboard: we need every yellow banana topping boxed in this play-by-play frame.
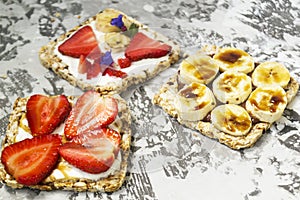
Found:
[211,104,252,136]
[95,9,131,33]
[213,71,252,104]
[213,47,254,73]
[246,86,287,123]
[175,82,216,121]
[251,61,290,88]
[105,32,130,51]
[178,53,219,85]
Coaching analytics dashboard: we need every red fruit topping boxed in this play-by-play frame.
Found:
[103,67,127,78]
[87,61,101,79]
[58,25,99,58]
[118,57,132,68]
[59,128,120,174]
[78,55,89,74]
[26,94,71,136]
[77,47,103,79]
[86,45,102,61]
[71,128,121,155]
[125,32,172,62]
[1,134,62,186]
[64,91,118,140]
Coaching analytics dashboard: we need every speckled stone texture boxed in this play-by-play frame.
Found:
[0,0,300,199]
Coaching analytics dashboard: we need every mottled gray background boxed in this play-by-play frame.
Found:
[1,0,300,199]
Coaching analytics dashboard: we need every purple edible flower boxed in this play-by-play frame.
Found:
[100,51,114,66]
[111,14,127,31]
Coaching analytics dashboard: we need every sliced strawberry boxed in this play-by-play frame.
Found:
[59,128,120,174]
[125,32,172,62]
[78,47,103,79]
[71,128,121,155]
[26,94,71,136]
[86,45,102,61]
[103,67,127,78]
[87,61,101,79]
[78,55,89,74]
[64,91,118,140]
[118,57,132,68]
[59,143,114,174]
[1,134,61,186]
[58,25,99,58]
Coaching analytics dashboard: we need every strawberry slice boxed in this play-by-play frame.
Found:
[78,55,89,74]
[26,94,71,136]
[103,67,127,78]
[58,25,99,58]
[118,57,132,68]
[125,32,172,62]
[78,57,102,79]
[87,61,101,79]
[71,128,121,155]
[64,91,118,140]
[59,128,120,174]
[78,47,103,79]
[1,134,62,186]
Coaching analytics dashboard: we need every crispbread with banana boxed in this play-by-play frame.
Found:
[0,91,131,192]
[39,8,180,95]
[153,45,299,149]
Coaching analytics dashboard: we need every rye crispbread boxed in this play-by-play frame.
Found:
[39,8,180,95]
[0,94,131,192]
[153,45,299,149]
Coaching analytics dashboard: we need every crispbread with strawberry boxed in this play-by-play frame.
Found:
[39,8,180,94]
[0,91,131,192]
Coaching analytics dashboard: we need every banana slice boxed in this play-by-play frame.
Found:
[211,104,252,136]
[213,47,254,73]
[251,61,290,88]
[174,82,216,121]
[19,113,31,133]
[212,70,252,104]
[178,53,219,85]
[245,86,287,123]
[105,32,130,52]
[95,9,131,33]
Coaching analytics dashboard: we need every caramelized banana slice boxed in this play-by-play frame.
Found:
[252,61,290,88]
[211,104,252,136]
[213,47,254,73]
[174,82,216,121]
[245,86,287,123]
[212,70,252,104]
[178,53,219,85]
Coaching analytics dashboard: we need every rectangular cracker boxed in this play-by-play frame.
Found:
[153,46,299,149]
[0,94,131,192]
[39,8,180,95]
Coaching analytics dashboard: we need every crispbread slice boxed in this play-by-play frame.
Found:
[0,94,131,192]
[153,46,299,149]
[39,8,180,95]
